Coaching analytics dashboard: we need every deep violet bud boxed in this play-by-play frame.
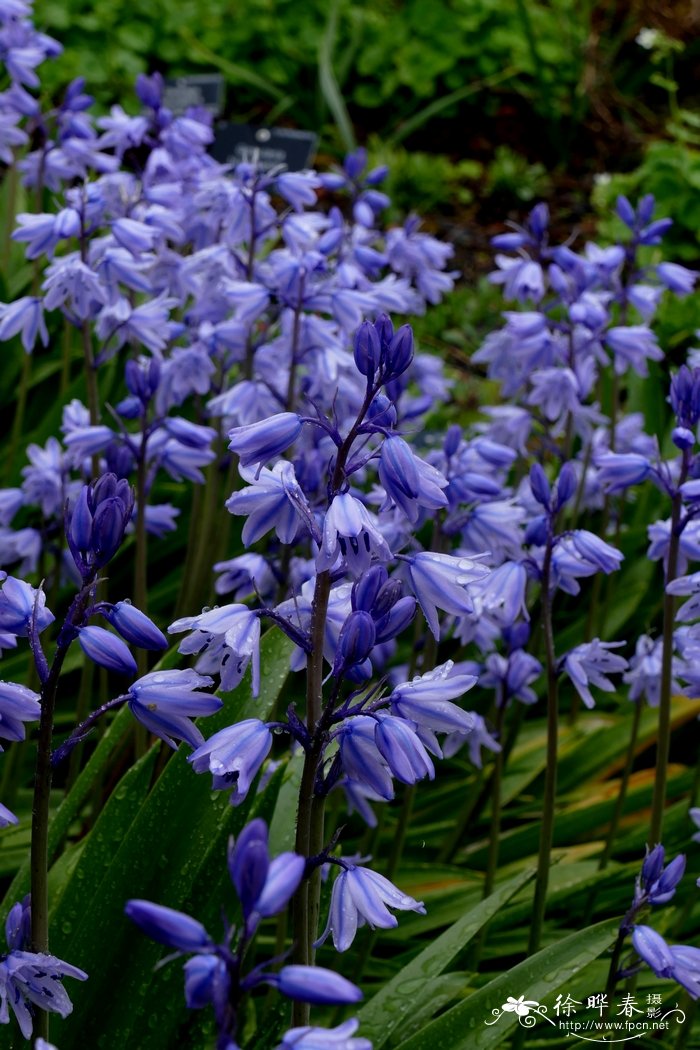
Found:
[374,313,394,351]
[125,900,213,953]
[670,365,700,429]
[366,394,397,427]
[353,321,381,377]
[78,625,137,676]
[104,601,167,650]
[352,566,388,612]
[646,853,686,906]
[529,463,551,509]
[555,462,577,509]
[332,611,376,677]
[228,820,269,919]
[444,424,462,457]
[135,71,164,109]
[673,427,695,451]
[641,845,665,889]
[616,195,636,228]
[69,486,93,552]
[383,325,414,380]
[274,965,363,1005]
[228,413,302,468]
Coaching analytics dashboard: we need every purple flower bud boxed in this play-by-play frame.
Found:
[366,394,397,427]
[374,595,416,643]
[105,601,168,651]
[639,218,673,246]
[352,567,388,612]
[648,853,686,905]
[529,463,551,508]
[555,462,577,509]
[524,514,548,547]
[529,202,549,240]
[344,148,366,179]
[353,321,381,377]
[228,820,270,919]
[641,845,666,888]
[91,497,129,566]
[78,625,137,676]
[374,313,394,351]
[616,195,636,228]
[135,72,164,109]
[383,325,413,380]
[444,424,462,457]
[183,955,228,1010]
[275,965,363,1005]
[125,899,213,953]
[228,413,302,468]
[255,852,305,917]
[333,611,376,676]
[69,486,93,552]
[673,426,695,451]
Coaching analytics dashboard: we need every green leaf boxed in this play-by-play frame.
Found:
[357,868,534,1048]
[392,919,618,1050]
[318,0,356,151]
[33,630,293,1050]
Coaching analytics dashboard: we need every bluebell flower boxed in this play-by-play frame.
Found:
[169,604,261,696]
[374,713,434,785]
[127,669,220,750]
[657,262,697,296]
[214,554,276,602]
[561,639,628,709]
[480,649,542,706]
[317,494,391,576]
[632,926,700,999]
[378,437,448,524]
[402,551,490,639]
[0,296,48,352]
[0,681,40,745]
[188,719,272,806]
[317,865,425,952]
[443,712,501,769]
[0,897,87,1039]
[605,326,663,376]
[470,561,528,627]
[226,463,313,547]
[338,717,394,800]
[0,576,54,637]
[666,571,700,622]
[0,803,18,827]
[389,660,476,734]
[78,625,137,676]
[278,1018,371,1049]
[569,530,624,574]
[332,611,376,679]
[622,635,683,707]
[228,413,303,469]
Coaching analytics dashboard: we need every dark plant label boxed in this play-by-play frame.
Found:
[211,124,317,171]
[163,74,225,116]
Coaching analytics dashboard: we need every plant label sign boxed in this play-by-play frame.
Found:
[163,74,225,117]
[211,124,318,171]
